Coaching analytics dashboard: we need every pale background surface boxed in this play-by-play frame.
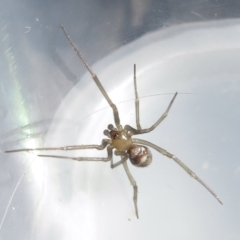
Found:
[0,1,240,240]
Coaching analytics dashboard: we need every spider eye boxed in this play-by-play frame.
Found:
[113,133,119,139]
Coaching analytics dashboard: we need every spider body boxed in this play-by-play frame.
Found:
[106,125,152,167]
[5,26,223,219]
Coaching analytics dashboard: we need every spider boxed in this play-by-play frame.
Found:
[5,26,223,218]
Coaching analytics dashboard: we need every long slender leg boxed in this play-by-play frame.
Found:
[60,26,121,129]
[133,64,141,130]
[132,138,223,205]
[125,92,177,135]
[5,139,110,153]
[36,146,113,163]
[122,160,139,218]
[111,155,128,168]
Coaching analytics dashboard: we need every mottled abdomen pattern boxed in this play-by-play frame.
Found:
[127,144,152,167]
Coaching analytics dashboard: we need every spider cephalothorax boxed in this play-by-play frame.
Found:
[5,26,222,219]
[107,127,132,151]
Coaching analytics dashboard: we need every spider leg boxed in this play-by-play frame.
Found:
[37,146,113,162]
[133,64,141,130]
[125,92,177,135]
[60,26,121,129]
[133,138,223,205]
[111,154,128,168]
[5,139,110,153]
[122,160,139,218]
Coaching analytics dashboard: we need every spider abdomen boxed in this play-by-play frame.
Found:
[127,144,152,167]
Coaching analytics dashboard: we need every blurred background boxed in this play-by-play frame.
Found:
[0,0,240,239]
